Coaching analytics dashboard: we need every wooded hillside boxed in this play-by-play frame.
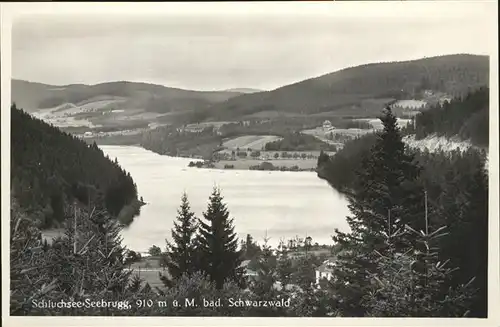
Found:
[404,87,489,147]
[207,54,489,120]
[11,104,139,228]
[11,79,242,113]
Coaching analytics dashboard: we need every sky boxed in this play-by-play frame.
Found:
[9,2,496,91]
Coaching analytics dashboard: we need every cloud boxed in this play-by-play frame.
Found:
[11,3,494,91]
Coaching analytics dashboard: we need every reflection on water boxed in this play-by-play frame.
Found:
[101,145,351,252]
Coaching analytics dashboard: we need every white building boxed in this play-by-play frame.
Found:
[439,97,453,106]
[315,258,336,286]
[323,120,334,131]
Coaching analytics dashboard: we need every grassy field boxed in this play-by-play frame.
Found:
[288,248,333,259]
[129,269,165,289]
[241,110,306,120]
[214,158,318,170]
[302,127,370,144]
[185,121,233,129]
[127,256,169,290]
[394,99,427,109]
[352,118,412,130]
[222,135,282,150]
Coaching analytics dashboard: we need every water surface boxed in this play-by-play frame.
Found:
[100,145,351,252]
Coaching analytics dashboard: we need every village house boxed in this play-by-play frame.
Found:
[315,257,336,287]
[239,259,304,295]
[323,120,334,132]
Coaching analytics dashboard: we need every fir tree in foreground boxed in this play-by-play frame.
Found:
[10,198,56,315]
[436,148,489,317]
[349,106,425,249]
[195,187,244,289]
[46,205,132,306]
[328,106,479,317]
[10,199,148,315]
[252,237,278,297]
[364,214,477,317]
[160,193,198,288]
[330,107,423,315]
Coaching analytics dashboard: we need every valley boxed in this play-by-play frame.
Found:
[13,55,476,174]
[13,55,486,161]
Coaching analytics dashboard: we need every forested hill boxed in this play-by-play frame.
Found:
[403,87,489,147]
[11,104,139,229]
[11,79,244,113]
[206,54,489,120]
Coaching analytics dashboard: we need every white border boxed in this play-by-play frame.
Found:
[1,2,499,327]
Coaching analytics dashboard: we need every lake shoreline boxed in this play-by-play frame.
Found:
[93,142,326,173]
[187,157,320,172]
[95,145,351,252]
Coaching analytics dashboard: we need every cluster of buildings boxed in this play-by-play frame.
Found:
[239,255,337,290]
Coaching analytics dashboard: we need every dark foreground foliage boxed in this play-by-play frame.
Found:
[317,96,488,317]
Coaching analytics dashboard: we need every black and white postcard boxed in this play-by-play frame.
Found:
[1,2,498,326]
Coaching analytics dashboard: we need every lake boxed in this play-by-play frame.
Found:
[100,145,351,252]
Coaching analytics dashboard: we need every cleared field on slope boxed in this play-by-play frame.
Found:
[394,99,427,109]
[353,118,412,130]
[222,135,282,150]
[403,134,473,153]
[302,127,370,140]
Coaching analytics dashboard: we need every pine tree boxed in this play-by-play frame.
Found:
[45,203,132,314]
[365,210,477,317]
[127,275,144,294]
[10,198,58,315]
[462,150,488,317]
[249,237,290,316]
[437,148,489,317]
[293,256,317,290]
[252,236,278,297]
[195,187,244,289]
[241,234,261,260]
[161,193,198,288]
[330,106,425,316]
[317,150,330,166]
[276,239,294,287]
[336,107,425,249]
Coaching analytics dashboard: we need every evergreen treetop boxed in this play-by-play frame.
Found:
[196,187,244,289]
[331,106,426,315]
[337,106,424,253]
[162,193,198,288]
